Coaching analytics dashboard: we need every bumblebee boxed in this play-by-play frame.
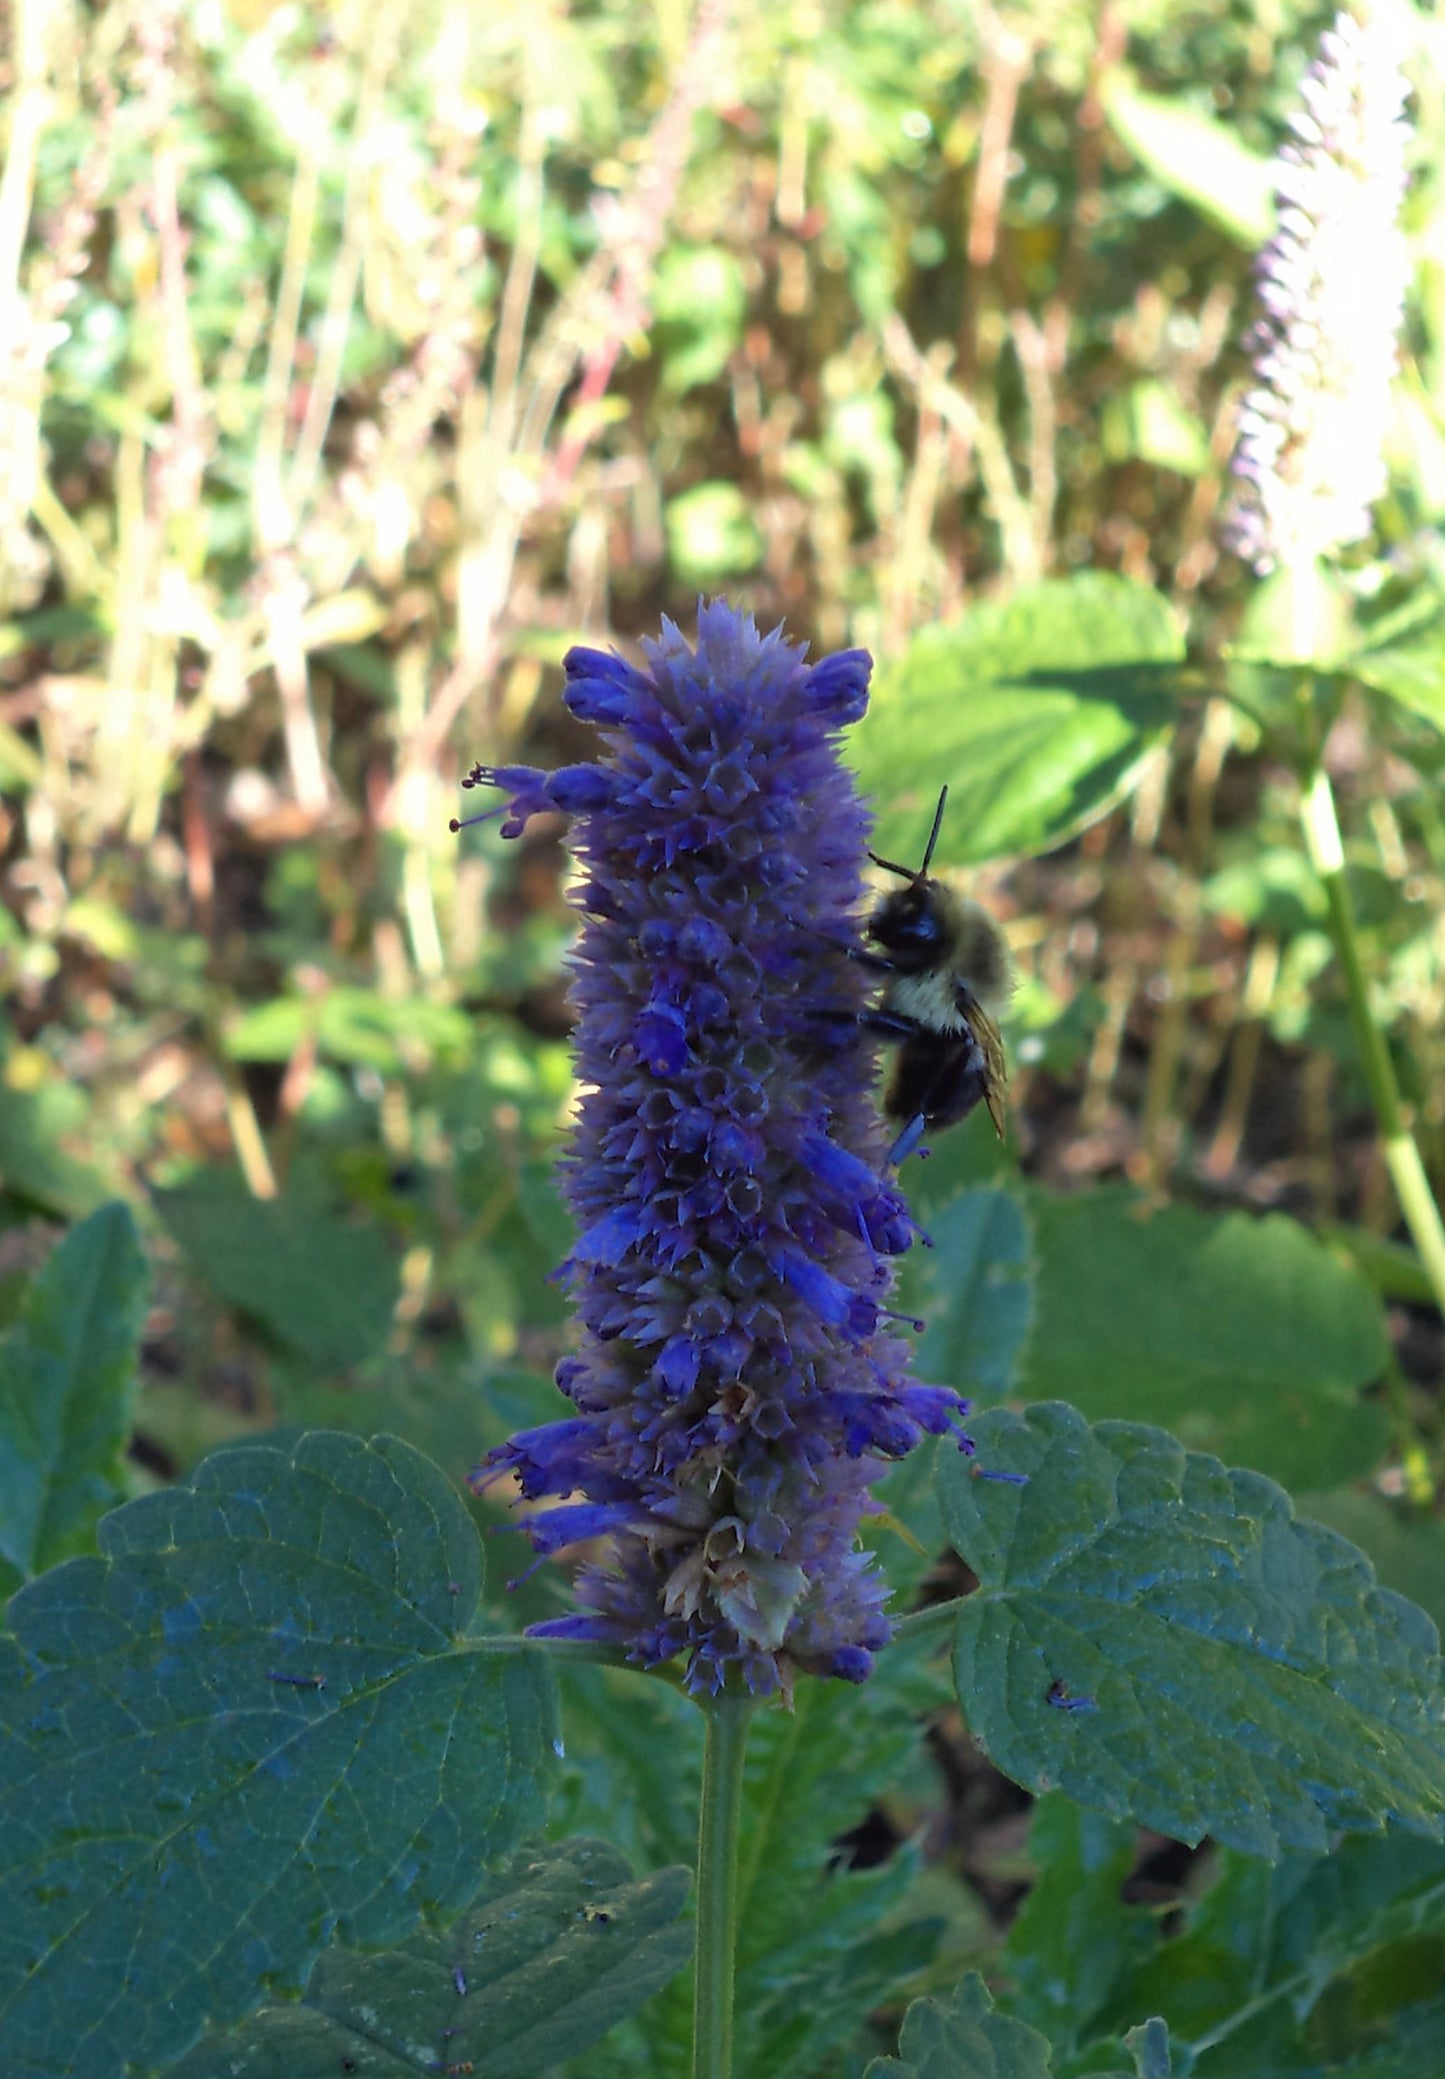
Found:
[865,787,1011,1160]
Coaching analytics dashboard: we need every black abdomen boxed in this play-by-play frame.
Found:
[885,1029,989,1130]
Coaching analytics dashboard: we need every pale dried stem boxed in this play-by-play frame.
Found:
[397,0,729,815]
[254,143,320,550]
[1138,697,1234,1184]
[1205,934,1280,1178]
[881,312,1038,584]
[287,4,404,517]
[1007,308,1058,578]
[967,11,1030,269]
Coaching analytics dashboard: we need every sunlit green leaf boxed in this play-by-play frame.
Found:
[665,482,764,580]
[1101,74,1276,245]
[857,575,1184,865]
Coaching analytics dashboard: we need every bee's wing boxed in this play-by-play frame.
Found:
[958,985,1008,1140]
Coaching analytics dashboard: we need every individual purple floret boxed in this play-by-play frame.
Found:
[467,601,971,1697]
[1225,2,1411,575]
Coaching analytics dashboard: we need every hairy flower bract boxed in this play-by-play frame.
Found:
[1226,2,1411,575]
[468,601,970,1696]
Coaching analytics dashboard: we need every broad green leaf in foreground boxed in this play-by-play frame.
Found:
[940,1404,1445,1859]
[165,1838,692,2079]
[0,1432,558,2079]
[855,574,1184,866]
[0,1203,148,1598]
[1300,1489,1445,1634]
[1020,1188,1389,1490]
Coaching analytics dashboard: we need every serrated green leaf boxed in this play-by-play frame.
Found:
[1298,1491,1445,1635]
[1020,1188,1389,1489]
[857,575,1184,865]
[865,1971,1064,2077]
[154,1168,400,1368]
[1100,75,1275,246]
[0,1204,148,1596]
[0,1431,559,2079]
[166,1838,691,2078]
[939,1403,1445,1858]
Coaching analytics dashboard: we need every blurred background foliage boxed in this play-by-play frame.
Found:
[2,0,1444,1641]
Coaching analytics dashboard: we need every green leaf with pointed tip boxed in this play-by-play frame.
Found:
[0,1204,148,1597]
[0,1431,558,2079]
[939,1404,1445,1859]
[1100,75,1276,246]
[855,575,1184,867]
[1020,1187,1389,1490]
[165,1838,692,2078]
[864,1972,1085,2077]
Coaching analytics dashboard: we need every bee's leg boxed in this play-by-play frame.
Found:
[798,1006,919,1044]
[888,1112,930,1164]
[860,1008,923,1040]
[846,944,898,976]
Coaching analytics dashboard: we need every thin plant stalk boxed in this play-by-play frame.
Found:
[692,1693,754,2079]
[1298,758,1445,1318]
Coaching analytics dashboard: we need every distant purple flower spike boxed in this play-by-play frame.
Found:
[468,600,970,1696]
[1225,2,1412,574]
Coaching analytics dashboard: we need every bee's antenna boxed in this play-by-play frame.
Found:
[919,785,949,874]
[867,784,950,882]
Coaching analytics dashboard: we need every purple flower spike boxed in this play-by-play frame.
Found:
[1225,3,1412,575]
[469,600,970,1697]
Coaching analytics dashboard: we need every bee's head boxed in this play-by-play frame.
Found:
[867,877,954,973]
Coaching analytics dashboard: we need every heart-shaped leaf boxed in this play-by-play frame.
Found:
[1,1432,559,2079]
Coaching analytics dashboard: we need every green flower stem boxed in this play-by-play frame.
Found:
[1299,761,1445,1320]
[692,1693,754,2079]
